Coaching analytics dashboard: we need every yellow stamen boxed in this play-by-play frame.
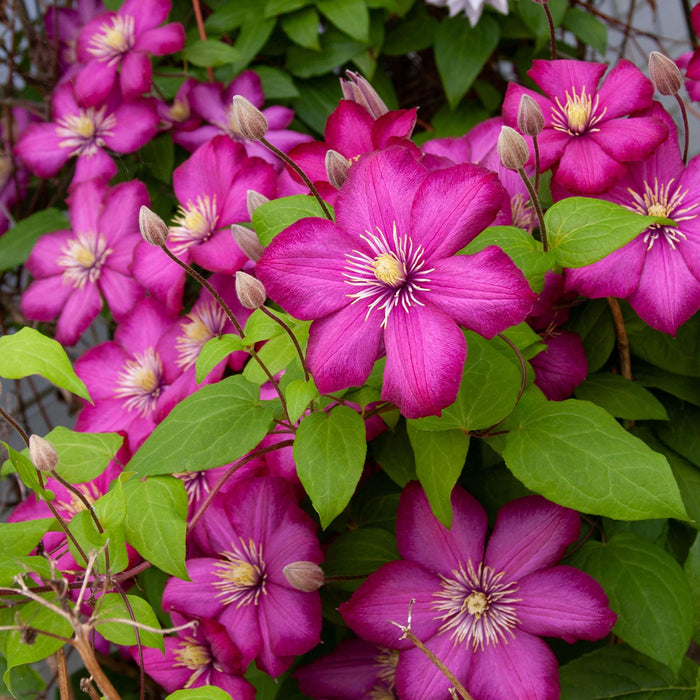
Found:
[372,253,405,287]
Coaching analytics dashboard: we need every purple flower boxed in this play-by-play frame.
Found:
[163,475,323,677]
[74,0,185,105]
[256,144,535,418]
[502,59,668,194]
[20,179,147,345]
[340,482,616,700]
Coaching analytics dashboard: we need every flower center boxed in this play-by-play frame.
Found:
[176,301,228,370]
[56,107,116,157]
[433,561,521,651]
[552,86,607,136]
[627,177,698,250]
[169,195,219,255]
[344,222,433,327]
[510,192,535,231]
[173,636,213,689]
[370,647,398,699]
[213,538,267,607]
[113,347,165,417]
[88,15,135,62]
[60,482,101,519]
[170,99,190,122]
[58,231,113,289]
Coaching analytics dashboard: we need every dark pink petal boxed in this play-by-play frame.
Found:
[287,141,333,184]
[173,125,220,151]
[119,51,152,100]
[191,229,248,274]
[100,269,144,320]
[528,59,607,105]
[372,108,417,147]
[68,180,107,233]
[305,302,383,394]
[73,149,117,183]
[339,560,442,649]
[590,116,667,163]
[13,124,69,177]
[595,59,655,119]
[427,248,535,337]
[24,230,74,278]
[55,284,103,345]
[99,180,149,240]
[76,12,116,60]
[516,565,616,642]
[104,100,159,152]
[397,481,487,578]
[133,23,185,54]
[531,330,588,401]
[139,638,195,692]
[219,156,277,224]
[256,218,356,319]
[74,397,132,434]
[484,496,580,580]
[130,240,185,314]
[190,83,227,125]
[410,163,504,258]
[224,70,265,108]
[382,304,465,419]
[325,100,375,157]
[121,0,171,32]
[20,276,73,320]
[163,558,225,618]
[73,60,116,106]
[467,630,559,700]
[114,297,177,353]
[555,137,627,194]
[218,600,262,667]
[530,125,570,172]
[74,341,127,398]
[262,105,295,131]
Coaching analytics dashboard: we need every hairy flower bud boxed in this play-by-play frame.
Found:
[517,94,544,136]
[283,561,325,592]
[139,206,169,246]
[246,190,269,220]
[231,224,264,262]
[29,434,59,473]
[325,149,351,189]
[235,271,266,309]
[231,95,268,141]
[497,126,529,171]
[340,71,388,119]
[649,51,683,96]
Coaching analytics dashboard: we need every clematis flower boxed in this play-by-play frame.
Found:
[340,482,616,700]
[564,104,700,335]
[502,59,668,194]
[163,475,323,677]
[20,179,147,345]
[73,0,185,105]
[256,144,535,419]
[424,0,508,26]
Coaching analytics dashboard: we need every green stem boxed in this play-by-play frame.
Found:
[518,166,548,251]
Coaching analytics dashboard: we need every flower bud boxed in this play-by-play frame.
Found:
[497,126,530,171]
[231,224,264,262]
[29,434,59,473]
[139,206,169,246]
[340,71,388,119]
[235,271,266,310]
[325,149,351,189]
[649,51,683,96]
[283,561,325,592]
[246,190,269,221]
[231,95,268,141]
[517,94,544,136]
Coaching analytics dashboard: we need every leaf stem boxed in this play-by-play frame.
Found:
[606,297,632,380]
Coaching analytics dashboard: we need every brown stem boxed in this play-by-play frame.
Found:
[543,3,556,60]
[0,404,29,445]
[72,632,122,700]
[190,0,213,82]
[606,297,632,380]
[517,166,548,251]
[259,306,310,382]
[55,648,73,700]
[675,94,690,165]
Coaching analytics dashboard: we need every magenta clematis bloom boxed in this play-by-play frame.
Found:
[13,82,159,185]
[565,105,700,335]
[340,482,616,700]
[163,476,323,678]
[502,59,668,194]
[256,144,535,418]
[73,0,185,106]
[20,179,146,345]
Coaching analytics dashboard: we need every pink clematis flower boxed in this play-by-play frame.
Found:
[20,179,147,345]
[13,82,159,185]
[163,475,323,678]
[340,482,616,700]
[502,59,668,194]
[565,104,700,335]
[256,144,535,418]
[74,0,185,105]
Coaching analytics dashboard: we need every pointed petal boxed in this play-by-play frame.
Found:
[100,269,144,320]
[191,229,248,274]
[527,59,607,105]
[531,330,588,401]
[13,123,69,177]
[130,240,185,315]
[74,341,128,398]
[133,23,185,54]
[554,137,627,194]
[372,108,417,147]
[24,230,74,277]
[68,180,107,233]
[100,180,149,238]
[590,116,667,163]
[55,284,102,345]
[595,59,655,119]
[73,60,117,106]
[73,149,117,183]
[325,101,375,156]
[104,100,159,152]
[20,276,73,320]
[113,297,176,352]
[119,50,152,100]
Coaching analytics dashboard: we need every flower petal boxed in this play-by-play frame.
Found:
[595,59,655,120]
[590,116,667,163]
[55,284,102,345]
[20,276,73,321]
[528,59,607,105]
[555,137,627,194]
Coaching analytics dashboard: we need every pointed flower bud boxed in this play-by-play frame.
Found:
[29,434,59,473]
[649,51,683,96]
[325,149,351,189]
[139,206,169,246]
[283,561,325,592]
[340,71,388,119]
[497,126,530,171]
[235,271,266,310]
[517,94,544,136]
[231,224,264,262]
[247,190,269,221]
[231,95,268,141]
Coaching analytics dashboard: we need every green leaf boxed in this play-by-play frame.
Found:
[285,379,319,423]
[231,15,275,73]
[1,443,44,497]
[685,534,700,643]
[281,7,321,49]
[243,308,290,344]
[139,134,174,184]
[574,373,668,421]
[563,6,607,55]
[434,14,499,108]
[464,226,555,293]
[0,658,45,700]
[195,334,246,384]
[316,0,369,42]
[515,0,567,43]
[43,427,123,483]
[560,645,696,699]
[286,26,368,78]
[656,398,700,468]
[243,321,310,385]
[0,520,53,558]
[265,0,310,15]
[383,5,438,54]
[95,593,164,651]
[204,3,250,32]
[572,534,694,672]
[254,66,300,99]
[166,687,233,700]
[565,298,615,373]
[127,375,275,477]
[184,40,241,67]
[0,327,90,400]
[292,75,344,135]
[371,420,417,487]
[122,476,188,579]
[0,208,69,271]
[253,194,330,247]
[503,399,688,520]
[407,425,469,528]
[635,363,700,407]
[294,406,367,528]
[545,198,666,268]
